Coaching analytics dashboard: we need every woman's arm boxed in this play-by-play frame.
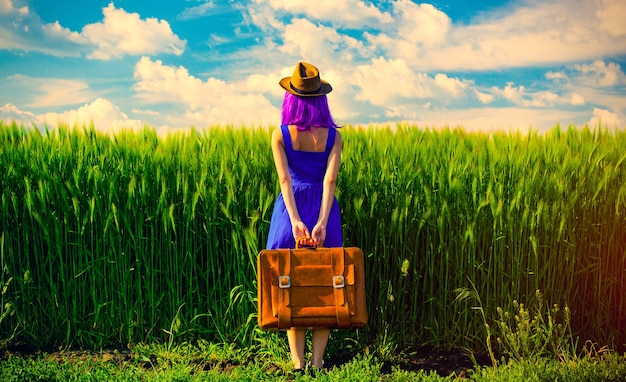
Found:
[271,127,311,240]
[312,130,342,246]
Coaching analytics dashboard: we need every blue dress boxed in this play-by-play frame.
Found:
[266,124,343,249]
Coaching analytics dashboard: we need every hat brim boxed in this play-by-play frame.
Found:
[279,77,332,97]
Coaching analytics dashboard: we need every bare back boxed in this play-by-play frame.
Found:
[287,125,329,152]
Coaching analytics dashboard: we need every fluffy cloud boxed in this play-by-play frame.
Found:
[493,82,585,108]
[588,108,623,128]
[82,3,186,60]
[245,0,626,73]
[596,0,626,38]
[0,1,185,59]
[354,58,417,106]
[0,0,84,56]
[132,56,279,126]
[474,89,495,104]
[379,0,626,71]
[574,60,626,87]
[280,18,365,62]
[391,1,450,46]
[0,0,28,15]
[353,57,470,106]
[264,0,393,27]
[1,99,144,131]
[0,103,38,126]
[38,98,143,130]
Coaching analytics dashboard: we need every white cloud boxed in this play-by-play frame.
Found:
[353,57,471,107]
[354,57,422,106]
[247,1,285,32]
[280,18,366,62]
[242,0,626,75]
[0,0,85,56]
[588,108,623,128]
[264,0,393,27]
[499,83,525,106]
[434,73,467,98]
[359,1,452,63]
[474,89,495,104]
[36,79,93,108]
[407,106,590,132]
[372,0,626,71]
[245,72,283,95]
[39,98,143,131]
[177,1,219,20]
[0,1,185,59]
[206,33,232,48]
[132,108,160,116]
[574,60,626,87]
[42,20,84,44]
[132,56,279,127]
[3,74,95,108]
[82,3,186,60]
[0,102,38,126]
[1,99,146,131]
[492,82,586,108]
[596,0,626,38]
[570,93,585,105]
[391,1,450,46]
[0,0,28,14]
[546,71,568,82]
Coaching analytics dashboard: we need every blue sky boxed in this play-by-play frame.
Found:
[1,0,625,132]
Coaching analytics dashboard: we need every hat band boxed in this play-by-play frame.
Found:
[290,82,322,95]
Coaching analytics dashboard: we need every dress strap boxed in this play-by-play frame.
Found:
[280,124,294,153]
[325,127,336,153]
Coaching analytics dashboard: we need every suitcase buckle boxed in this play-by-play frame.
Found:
[333,276,345,289]
[279,276,291,289]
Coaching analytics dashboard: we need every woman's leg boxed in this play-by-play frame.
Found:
[311,328,330,369]
[286,328,306,369]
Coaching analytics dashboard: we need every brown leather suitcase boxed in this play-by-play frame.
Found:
[257,245,368,330]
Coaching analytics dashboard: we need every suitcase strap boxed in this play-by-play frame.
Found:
[332,247,351,328]
[277,249,292,329]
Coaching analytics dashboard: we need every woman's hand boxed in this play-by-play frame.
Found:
[291,220,311,243]
[311,223,327,247]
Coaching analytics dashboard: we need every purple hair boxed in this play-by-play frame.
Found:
[281,92,339,130]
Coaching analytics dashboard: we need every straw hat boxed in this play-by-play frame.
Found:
[279,62,332,96]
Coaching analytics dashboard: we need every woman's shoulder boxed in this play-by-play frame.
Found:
[271,126,285,146]
[332,127,342,142]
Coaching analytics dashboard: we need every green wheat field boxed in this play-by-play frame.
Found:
[1,121,625,380]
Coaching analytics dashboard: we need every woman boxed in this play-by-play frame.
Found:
[266,62,343,372]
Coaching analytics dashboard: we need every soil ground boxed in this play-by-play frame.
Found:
[328,346,492,378]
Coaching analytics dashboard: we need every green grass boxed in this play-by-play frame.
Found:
[1,341,625,381]
[1,121,625,356]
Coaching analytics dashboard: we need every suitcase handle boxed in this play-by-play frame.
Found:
[296,236,317,249]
